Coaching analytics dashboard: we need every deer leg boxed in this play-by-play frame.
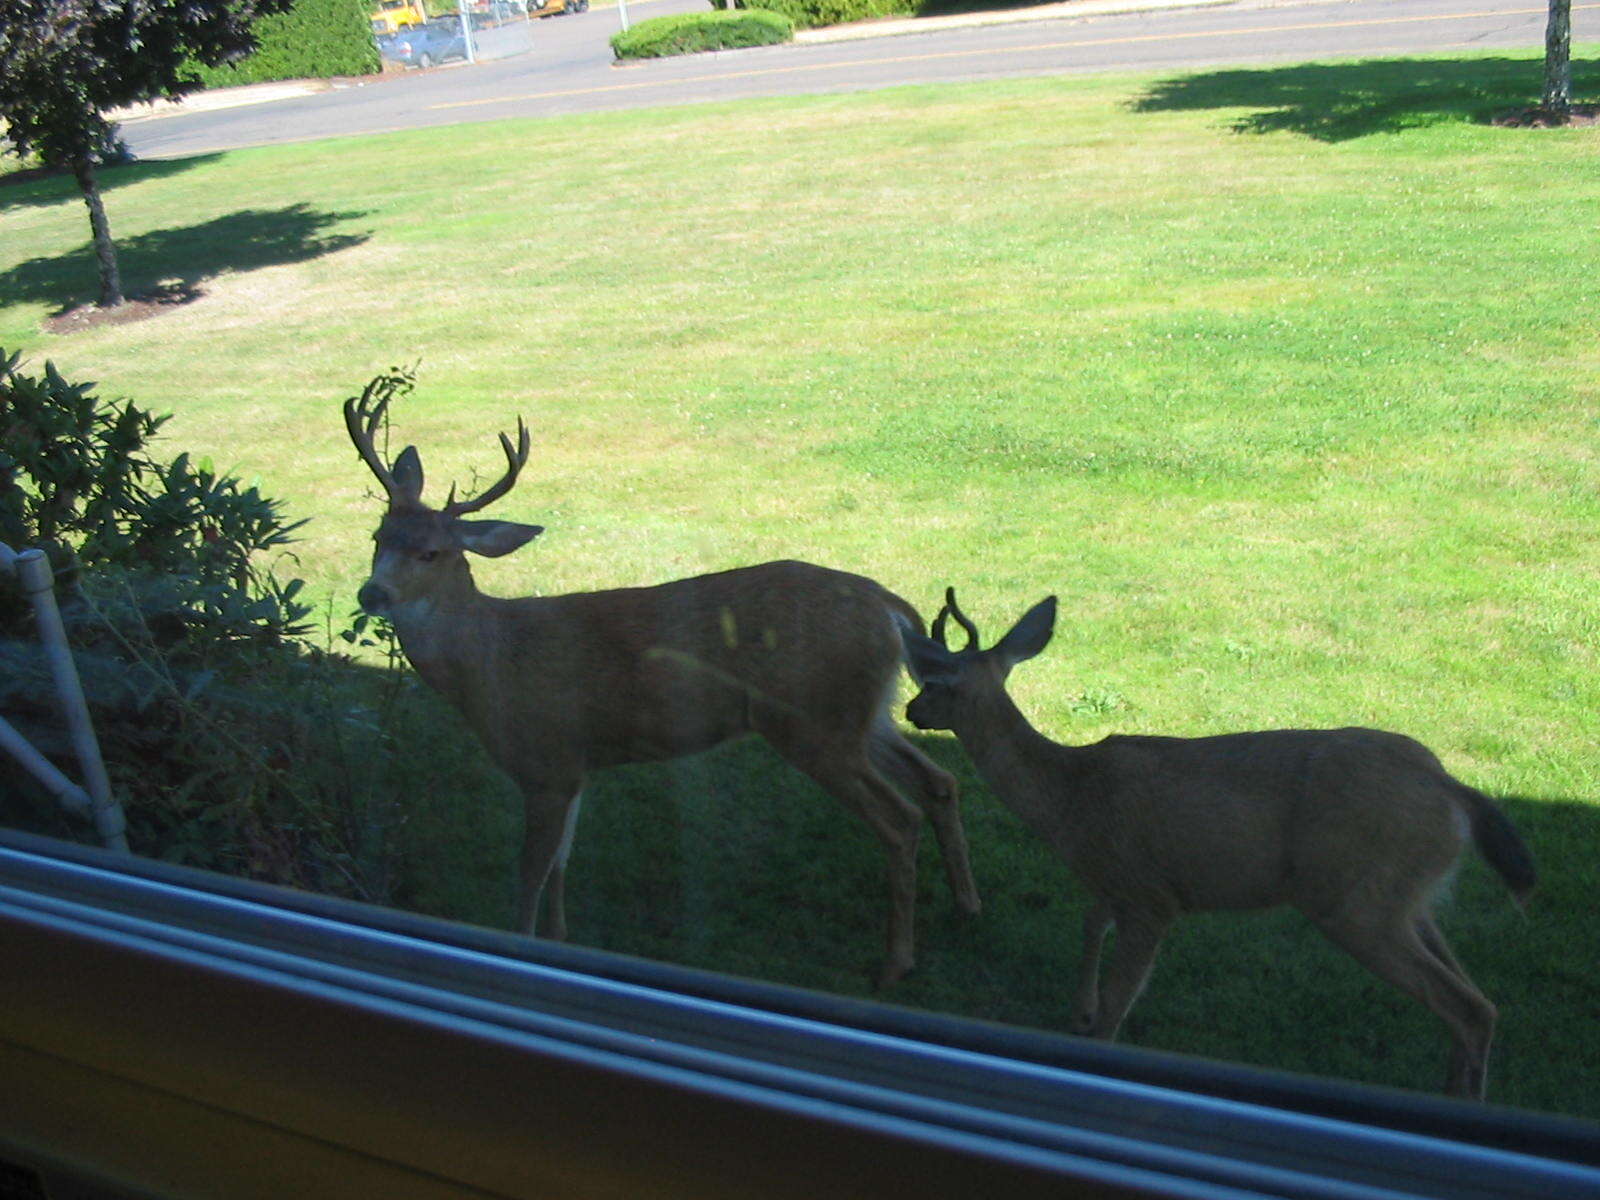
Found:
[1415,912,1497,1098]
[1415,911,1470,981]
[769,731,924,990]
[868,722,980,915]
[1071,902,1114,1034]
[1314,913,1497,1099]
[517,783,584,940]
[846,768,924,992]
[540,789,586,940]
[1089,911,1170,1041]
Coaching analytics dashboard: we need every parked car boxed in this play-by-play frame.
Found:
[378,20,467,68]
[529,0,587,17]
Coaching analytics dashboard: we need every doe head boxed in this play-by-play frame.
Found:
[344,376,544,618]
[897,588,1058,732]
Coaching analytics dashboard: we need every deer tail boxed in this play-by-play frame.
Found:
[1454,783,1537,908]
[880,590,928,640]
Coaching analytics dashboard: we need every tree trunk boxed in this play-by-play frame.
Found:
[71,153,123,308]
[1543,0,1572,115]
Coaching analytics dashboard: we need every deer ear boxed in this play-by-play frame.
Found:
[894,614,955,685]
[995,596,1057,668]
[455,520,544,558]
[392,446,425,503]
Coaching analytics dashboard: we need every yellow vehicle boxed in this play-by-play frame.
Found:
[528,0,588,16]
[370,0,429,33]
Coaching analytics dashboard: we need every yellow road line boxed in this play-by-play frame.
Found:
[430,3,1591,111]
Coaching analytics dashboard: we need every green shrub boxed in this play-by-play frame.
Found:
[611,9,793,58]
[739,0,909,30]
[1,347,310,854]
[0,350,311,649]
[192,0,380,86]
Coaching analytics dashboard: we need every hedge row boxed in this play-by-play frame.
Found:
[611,9,794,58]
[193,0,380,86]
[714,0,912,29]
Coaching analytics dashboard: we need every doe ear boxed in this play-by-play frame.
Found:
[455,519,544,558]
[392,446,425,504]
[994,595,1057,669]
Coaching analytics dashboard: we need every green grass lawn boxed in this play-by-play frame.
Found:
[3,49,1598,1116]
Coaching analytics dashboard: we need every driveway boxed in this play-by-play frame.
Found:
[118,0,1583,158]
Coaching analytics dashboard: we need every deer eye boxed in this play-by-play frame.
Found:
[418,549,440,563]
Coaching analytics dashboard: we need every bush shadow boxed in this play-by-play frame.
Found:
[0,628,514,922]
[0,202,370,316]
[1130,54,1600,142]
[0,154,224,213]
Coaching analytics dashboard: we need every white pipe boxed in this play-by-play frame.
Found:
[0,713,94,815]
[1,544,129,852]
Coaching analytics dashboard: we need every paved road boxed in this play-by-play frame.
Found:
[122,0,1584,158]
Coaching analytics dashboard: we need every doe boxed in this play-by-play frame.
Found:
[897,588,1535,1098]
[343,378,979,987]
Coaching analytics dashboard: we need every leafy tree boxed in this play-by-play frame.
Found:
[0,0,296,308]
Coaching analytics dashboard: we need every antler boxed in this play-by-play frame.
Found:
[443,417,532,517]
[932,586,981,653]
[343,373,407,503]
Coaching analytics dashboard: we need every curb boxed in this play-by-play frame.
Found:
[109,79,333,124]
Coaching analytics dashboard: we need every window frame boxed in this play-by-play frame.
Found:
[2,828,1596,1200]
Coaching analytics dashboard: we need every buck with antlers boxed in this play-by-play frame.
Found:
[343,376,979,987]
[897,589,1535,1098]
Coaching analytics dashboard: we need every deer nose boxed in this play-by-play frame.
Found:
[357,581,392,613]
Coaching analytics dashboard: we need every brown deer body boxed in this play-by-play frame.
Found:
[343,380,979,987]
[898,590,1535,1098]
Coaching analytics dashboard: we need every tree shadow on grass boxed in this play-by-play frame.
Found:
[0,154,224,213]
[1130,54,1600,142]
[0,202,370,317]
